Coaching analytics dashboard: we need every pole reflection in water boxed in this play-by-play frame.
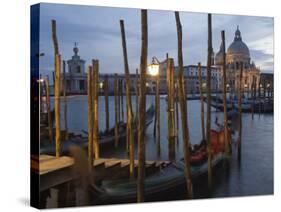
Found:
[45,95,273,207]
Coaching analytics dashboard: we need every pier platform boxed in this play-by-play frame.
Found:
[31,154,172,192]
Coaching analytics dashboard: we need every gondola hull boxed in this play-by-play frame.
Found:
[93,153,226,203]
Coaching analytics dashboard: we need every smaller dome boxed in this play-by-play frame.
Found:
[215,41,224,66]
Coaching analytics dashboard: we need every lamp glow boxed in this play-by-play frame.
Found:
[147,63,159,76]
[99,82,104,89]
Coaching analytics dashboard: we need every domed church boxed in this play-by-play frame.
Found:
[215,26,260,93]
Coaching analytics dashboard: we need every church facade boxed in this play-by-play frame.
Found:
[215,26,261,93]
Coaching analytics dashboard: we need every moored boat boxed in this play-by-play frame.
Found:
[91,129,229,203]
[40,104,155,155]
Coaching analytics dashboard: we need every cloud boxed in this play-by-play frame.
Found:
[38,3,274,77]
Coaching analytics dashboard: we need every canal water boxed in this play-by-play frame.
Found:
[47,95,273,206]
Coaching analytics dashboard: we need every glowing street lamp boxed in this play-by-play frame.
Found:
[147,56,160,76]
[99,81,104,89]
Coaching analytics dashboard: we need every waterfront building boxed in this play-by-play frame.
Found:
[153,59,220,94]
[64,43,87,94]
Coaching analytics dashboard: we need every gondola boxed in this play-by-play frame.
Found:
[40,104,155,155]
[91,129,228,203]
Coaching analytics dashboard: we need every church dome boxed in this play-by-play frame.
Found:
[227,26,250,57]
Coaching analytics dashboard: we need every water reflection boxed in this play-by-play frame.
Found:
[46,95,273,206]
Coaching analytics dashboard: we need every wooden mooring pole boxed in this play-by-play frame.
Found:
[45,75,53,143]
[87,66,93,170]
[120,19,135,178]
[54,54,61,157]
[221,31,230,155]
[175,80,179,138]
[114,74,119,147]
[198,62,205,142]
[104,75,109,132]
[118,79,121,123]
[155,65,160,146]
[206,13,213,189]
[136,68,139,122]
[120,79,124,122]
[92,60,100,159]
[167,58,176,160]
[237,62,243,161]
[137,9,147,203]
[51,20,61,158]
[175,11,193,199]
[63,60,68,140]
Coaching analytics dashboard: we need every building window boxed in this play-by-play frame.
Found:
[79,80,85,90]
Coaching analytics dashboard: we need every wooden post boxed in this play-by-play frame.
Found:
[167,59,176,160]
[155,66,160,146]
[221,31,230,155]
[120,19,135,178]
[175,11,193,199]
[51,20,59,55]
[45,75,53,143]
[63,60,68,140]
[137,9,147,203]
[167,59,175,139]
[51,20,61,158]
[92,60,100,159]
[136,68,139,122]
[155,71,161,154]
[237,62,243,161]
[175,81,179,137]
[120,79,124,122]
[118,79,121,123]
[198,62,205,142]
[87,66,93,170]
[206,13,213,189]
[114,73,119,147]
[104,75,109,132]
[54,54,61,157]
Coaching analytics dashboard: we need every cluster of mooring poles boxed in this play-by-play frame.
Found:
[41,11,247,203]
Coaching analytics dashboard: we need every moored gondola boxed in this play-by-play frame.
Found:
[90,129,229,203]
[40,104,155,155]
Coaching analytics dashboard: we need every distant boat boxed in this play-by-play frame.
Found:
[205,96,273,113]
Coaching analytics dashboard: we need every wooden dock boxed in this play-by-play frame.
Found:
[31,154,172,192]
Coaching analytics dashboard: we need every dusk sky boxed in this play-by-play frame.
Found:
[39,3,274,77]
